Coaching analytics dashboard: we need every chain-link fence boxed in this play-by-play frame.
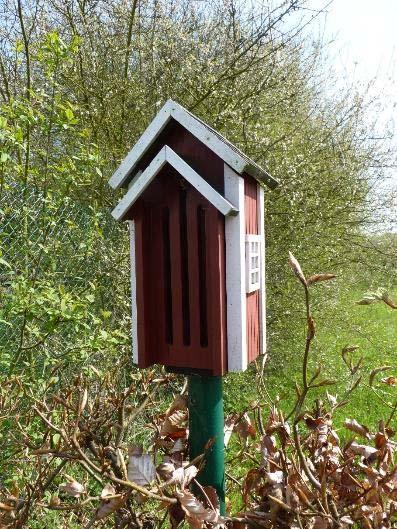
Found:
[0,184,131,378]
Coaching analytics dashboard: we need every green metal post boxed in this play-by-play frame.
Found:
[188,374,225,515]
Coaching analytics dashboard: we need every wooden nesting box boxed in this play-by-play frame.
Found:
[109,100,278,375]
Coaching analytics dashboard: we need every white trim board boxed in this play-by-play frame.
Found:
[128,220,139,364]
[257,186,266,355]
[111,145,238,221]
[108,99,278,190]
[224,163,247,372]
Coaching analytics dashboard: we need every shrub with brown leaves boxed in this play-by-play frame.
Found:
[1,254,397,529]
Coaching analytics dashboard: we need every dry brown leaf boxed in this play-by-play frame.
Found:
[224,415,236,448]
[261,434,277,468]
[202,486,219,511]
[160,410,187,438]
[243,468,263,504]
[326,392,338,407]
[349,442,378,459]
[95,495,126,521]
[166,394,188,416]
[288,252,307,286]
[381,291,397,309]
[59,480,85,498]
[100,483,116,499]
[0,502,14,512]
[342,345,360,354]
[157,461,176,481]
[344,419,371,439]
[381,376,397,386]
[78,388,88,414]
[49,495,60,507]
[307,273,336,286]
[176,489,221,524]
[313,516,331,529]
[235,413,256,441]
[266,470,284,486]
[168,502,186,529]
[127,453,156,486]
[170,466,198,487]
[369,366,391,386]
[307,316,316,339]
[355,295,379,305]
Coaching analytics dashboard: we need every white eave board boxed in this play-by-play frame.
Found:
[111,145,238,221]
[108,99,278,191]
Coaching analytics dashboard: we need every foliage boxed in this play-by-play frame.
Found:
[1,255,397,528]
[0,0,395,352]
[0,185,131,386]
[0,1,396,527]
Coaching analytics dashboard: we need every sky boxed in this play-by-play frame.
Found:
[319,0,397,84]
[288,0,397,230]
[298,0,396,122]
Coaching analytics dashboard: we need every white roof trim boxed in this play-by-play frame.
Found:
[108,99,278,190]
[111,145,238,221]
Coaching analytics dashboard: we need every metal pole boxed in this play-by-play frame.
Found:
[188,374,225,515]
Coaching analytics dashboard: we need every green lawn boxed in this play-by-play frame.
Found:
[224,283,397,431]
[222,282,397,509]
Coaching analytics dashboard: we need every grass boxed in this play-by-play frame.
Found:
[222,281,397,509]
[224,281,397,432]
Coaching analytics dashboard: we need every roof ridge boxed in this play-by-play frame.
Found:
[108,99,278,190]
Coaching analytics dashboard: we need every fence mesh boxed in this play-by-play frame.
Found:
[0,184,131,376]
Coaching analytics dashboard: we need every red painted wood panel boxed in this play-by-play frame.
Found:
[128,166,227,375]
[244,175,258,234]
[134,204,152,368]
[136,120,225,194]
[186,191,203,358]
[246,291,260,363]
[244,174,260,364]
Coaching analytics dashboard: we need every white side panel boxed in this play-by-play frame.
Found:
[129,221,139,364]
[224,164,247,372]
[258,186,266,355]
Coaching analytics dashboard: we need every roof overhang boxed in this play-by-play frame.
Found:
[111,145,238,221]
[109,99,278,191]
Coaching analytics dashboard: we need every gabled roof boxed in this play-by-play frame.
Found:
[108,99,278,190]
[111,145,238,221]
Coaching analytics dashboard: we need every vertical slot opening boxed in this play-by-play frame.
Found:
[197,205,208,347]
[162,207,173,344]
[179,188,190,346]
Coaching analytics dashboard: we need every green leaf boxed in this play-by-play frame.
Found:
[65,108,74,121]
[0,257,11,269]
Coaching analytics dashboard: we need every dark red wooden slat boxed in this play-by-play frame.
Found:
[134,205,150,368]
[206,209,227,375]
[168,177,184,354]
[150,205,168,360]
[162,207,173,346]
[186,190,201,353]
[197,205,208,348]
[244,175,258,234]
[244,174,260,364]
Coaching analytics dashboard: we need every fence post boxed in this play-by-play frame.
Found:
[188,374,225,515]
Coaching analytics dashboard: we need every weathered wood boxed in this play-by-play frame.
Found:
[109,99,278,191]
[244,174,261,365]
[112,101,273,375]
[224,164,247,372]
[112,146,237,221]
